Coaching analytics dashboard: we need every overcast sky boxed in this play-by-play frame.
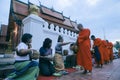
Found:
[0,0,120,43]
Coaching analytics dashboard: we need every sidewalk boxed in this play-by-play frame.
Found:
[55,59,120,80]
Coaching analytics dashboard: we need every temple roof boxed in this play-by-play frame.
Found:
[7,0,79,41]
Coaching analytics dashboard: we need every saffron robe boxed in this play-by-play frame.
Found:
[77,29,92,71]
[93,38,104,64]
[108,42,113,60]
[101,40,109,62]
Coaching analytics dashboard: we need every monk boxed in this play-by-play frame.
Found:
[101,40,109,64]
[76,24,92,74]
[106,40,113,62]
[91,35,104,68]
[109,42,114,62]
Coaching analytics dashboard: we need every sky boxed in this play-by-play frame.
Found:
[0,0,120,43]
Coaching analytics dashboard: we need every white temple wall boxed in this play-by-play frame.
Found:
[22,14,77,56]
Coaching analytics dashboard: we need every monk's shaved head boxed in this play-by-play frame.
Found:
[77,24,83,31]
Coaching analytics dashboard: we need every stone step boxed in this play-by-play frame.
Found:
[0,53,15,65]
[0,58,15,65]
[0,65,15,78]
[0,54,15,78]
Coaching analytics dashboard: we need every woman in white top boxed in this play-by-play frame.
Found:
[5,33,39,80]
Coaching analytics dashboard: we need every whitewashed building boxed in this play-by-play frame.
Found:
[7,0,78,54]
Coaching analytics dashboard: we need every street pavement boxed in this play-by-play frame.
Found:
[55,59,120,80]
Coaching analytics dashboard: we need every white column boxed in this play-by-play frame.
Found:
[22,14,45,51]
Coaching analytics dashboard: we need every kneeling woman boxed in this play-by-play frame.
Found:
[39,38,55,76]
[5,33,39,80]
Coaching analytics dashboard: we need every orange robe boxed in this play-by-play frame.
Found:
[108,42,113,61]
[77,29,92,71]
[101,40,109,62]
[93,38,104,65]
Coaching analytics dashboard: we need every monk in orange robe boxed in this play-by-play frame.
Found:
[101,40,109,64]
[106,41,113,62]
[76,24,92,74]
[91,35,104,68]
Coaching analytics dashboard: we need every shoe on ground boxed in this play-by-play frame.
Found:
[60,70,69,75]
[52,72,62,77]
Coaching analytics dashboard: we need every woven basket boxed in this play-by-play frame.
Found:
[30,50,40,60]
